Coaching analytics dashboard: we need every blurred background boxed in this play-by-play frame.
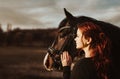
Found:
[0,0,120,79]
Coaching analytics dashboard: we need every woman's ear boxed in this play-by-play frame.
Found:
[86,37,92,45]
[83,36,92,47]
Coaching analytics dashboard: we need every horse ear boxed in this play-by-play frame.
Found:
[64,8,74,20]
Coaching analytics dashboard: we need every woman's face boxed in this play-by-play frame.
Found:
[74,29,84,49]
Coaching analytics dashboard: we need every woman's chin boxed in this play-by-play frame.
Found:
[76,46,82,50]
[76,46,80,49]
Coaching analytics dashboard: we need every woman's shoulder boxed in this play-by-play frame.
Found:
[71,57,98,79]
[71,57,96,73]
[75,57,95,67]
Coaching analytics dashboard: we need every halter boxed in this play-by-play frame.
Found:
[59,26,71,32]
[47,26,77,67]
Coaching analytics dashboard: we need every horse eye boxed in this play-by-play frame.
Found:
[59,33,65,38]
[59,29,71,38]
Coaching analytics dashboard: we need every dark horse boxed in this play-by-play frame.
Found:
[43,8,120,79]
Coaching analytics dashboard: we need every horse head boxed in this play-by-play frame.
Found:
[43,8,79,71]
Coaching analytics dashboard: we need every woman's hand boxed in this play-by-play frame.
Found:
[61,51,72,67]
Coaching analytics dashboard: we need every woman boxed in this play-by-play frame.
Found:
[61,22,111,79]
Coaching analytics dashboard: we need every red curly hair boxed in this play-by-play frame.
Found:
[77,22,111,79]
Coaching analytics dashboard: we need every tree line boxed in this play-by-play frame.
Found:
[0,28,57,47]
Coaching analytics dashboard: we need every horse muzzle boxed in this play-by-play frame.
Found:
[43,47,63,71]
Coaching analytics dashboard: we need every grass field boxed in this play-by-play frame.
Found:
[0,46,62,79]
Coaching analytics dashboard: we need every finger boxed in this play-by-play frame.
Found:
[67,52,72,61]
[63,51,66,59]
[63,51,69,60]
[61,54,63,60]
[66,52,70,59]
[66,52,69,57]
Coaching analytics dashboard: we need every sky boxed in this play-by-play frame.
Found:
[0,0,120,31]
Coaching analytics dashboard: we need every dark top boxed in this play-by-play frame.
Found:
[63,58,99,79]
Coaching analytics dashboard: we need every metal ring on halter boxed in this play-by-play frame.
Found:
[48,47,55,55]
[47,47,59,56]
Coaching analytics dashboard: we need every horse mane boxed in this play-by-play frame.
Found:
[77,16,120,40]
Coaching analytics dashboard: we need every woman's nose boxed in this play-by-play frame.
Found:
[74,37,76,41]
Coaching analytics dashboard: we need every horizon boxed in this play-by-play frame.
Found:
[0,0,120,31]
[0,24,57,32]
